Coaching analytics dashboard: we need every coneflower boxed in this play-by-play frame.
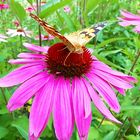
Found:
[0,42,136,140]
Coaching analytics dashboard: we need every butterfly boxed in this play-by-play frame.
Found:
[30,13,107,54]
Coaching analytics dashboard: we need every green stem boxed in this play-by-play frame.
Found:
[114,117,128,140]
[36,0,42,46]
[116,96,140,139]
[115,48,140,139]
[82,0,86,27]
[0,88,15,120]
[19,35,23,47]
[98,47,140,129]
[128,49,140,74]
[0,88,7,105]
[79,1,84,28]
[98,117,105,128]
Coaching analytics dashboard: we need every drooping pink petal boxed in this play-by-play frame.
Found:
[18,53,46,59]
[7,71,49,111]
[23,43,48,53]
[92,61,136,82]
[29,75,55,139]
[72,77,92,139]
[29,135,38,140]
[0,64,45,87]
[86,73,120,113]
[8,59,44,65]
[120,10,140,20]
[113,85,125,95]
[53,77,74,140]
[118,21,132,26]
[83,78,121,124]
[92,69,133,89]
[119,20,140,26]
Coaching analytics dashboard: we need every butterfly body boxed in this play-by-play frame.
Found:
[30,13,107,54]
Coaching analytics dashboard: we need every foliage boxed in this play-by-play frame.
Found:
[0,0,140,139]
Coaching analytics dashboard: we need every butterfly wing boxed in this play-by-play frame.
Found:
[30,13,75,52]
[30,13,107,53]
[65,22,107,46]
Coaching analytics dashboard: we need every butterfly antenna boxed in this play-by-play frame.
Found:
[58,46,67,52]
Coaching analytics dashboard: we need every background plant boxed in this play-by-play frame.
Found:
[0,0,140,139]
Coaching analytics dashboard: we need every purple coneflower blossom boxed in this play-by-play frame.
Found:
[7,28,32,37]
[35,34,55,41]
[26,6,35,13]
[64,6,71,13]
[13,20,20,27]
[0,43,136,140]
[0,34,8,42]
[118,10,140,33]
[0,3,9,10]
[26,2,46,13]
[138,126,140,132]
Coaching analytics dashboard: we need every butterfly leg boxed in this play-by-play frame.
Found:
[80,52,85,63]
[63,52,71,66]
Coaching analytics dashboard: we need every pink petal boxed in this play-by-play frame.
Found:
[86,73,120,113]
[92,69,133,89]
[120,20,140,26]
[8,59,44,64]
[7,71,50,111]
[18,53,46,59]
[73,78,91,118]
[83,78,121,124]
[120,10,140,20]
[72,77,92,139]
[29,135,38,140]
[29,75,54,139]
[113,86,125,95]
[23,43,48,53]
[0,64,45,87]
[92,61,136,82]
[53,77,74,140]
[118,21,131,26]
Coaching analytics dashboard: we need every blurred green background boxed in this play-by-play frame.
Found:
[0,0,140,139]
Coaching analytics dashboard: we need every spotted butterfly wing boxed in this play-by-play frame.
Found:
[30,13,75,52]
[30,13,107,53]
[65,22,107,48]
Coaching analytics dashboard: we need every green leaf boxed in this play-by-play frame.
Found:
[61,11,76,32]
[9,1,26,22]
[100,49,122,57]
[103,131,116,140]
[27,0,34,5]
[12,124,28,140]
[93,52,128,71]
[39,0,72,18]
[86,0,101,14]
[11,116,29,140]
[125,135,140,140]
[134,37,140,49]
[88,127,101,139]
[0,126,9,139]
[0,104,9,114]
[121,106,140,111]
[96,37,129,48]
